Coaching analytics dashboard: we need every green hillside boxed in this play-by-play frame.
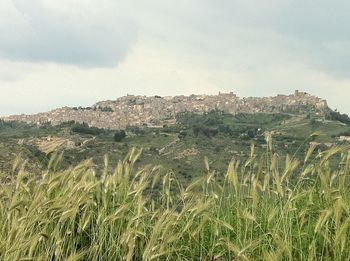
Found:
[0,111,349,184]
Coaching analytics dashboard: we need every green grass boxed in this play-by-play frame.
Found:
[0,136,350,260]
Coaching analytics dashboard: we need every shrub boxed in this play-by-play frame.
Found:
[325,109,350,124]
[71,123,104,135]
[100,106,114,112]
[114,130,126,142]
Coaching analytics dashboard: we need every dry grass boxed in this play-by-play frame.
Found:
[0,140,350,260]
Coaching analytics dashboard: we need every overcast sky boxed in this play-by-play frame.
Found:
[0,0,349,116]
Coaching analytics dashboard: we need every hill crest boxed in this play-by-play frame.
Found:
[1,90,329,129]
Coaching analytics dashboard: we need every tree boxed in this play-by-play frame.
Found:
[71,123,104,135]
[325,110,350,125]
[114,130,126,142]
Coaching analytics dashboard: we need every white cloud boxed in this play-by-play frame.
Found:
[0,0,137,66]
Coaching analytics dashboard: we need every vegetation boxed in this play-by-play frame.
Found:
[0,111,349,181]
[177,111,290,140]
[114,130,126,142]
[0,136,350,260]
[100,106,114,112]
[337,129,350,137]
[325,109,350,125]
[71,123,105,136]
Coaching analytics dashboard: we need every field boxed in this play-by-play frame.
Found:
[0,140,350,260]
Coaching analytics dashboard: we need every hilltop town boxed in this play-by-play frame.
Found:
[2,90,328,129]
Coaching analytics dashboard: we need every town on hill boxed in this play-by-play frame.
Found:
[2,90,329,129]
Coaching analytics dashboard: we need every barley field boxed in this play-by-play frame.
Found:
[0,137,350,260]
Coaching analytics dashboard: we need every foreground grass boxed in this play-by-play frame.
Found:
[0,141,350,260]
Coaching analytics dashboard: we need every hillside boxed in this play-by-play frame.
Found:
[1,108,349,184]
[1,90,331,129]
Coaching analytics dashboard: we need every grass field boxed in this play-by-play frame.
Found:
[1,135,350,260]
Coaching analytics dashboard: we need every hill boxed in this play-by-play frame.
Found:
[0,90,332,129]
[0,105,349,184]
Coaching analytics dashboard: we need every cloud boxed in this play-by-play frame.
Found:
[204,0,350,78]
[0,0,350,115]
[2,0,349,74]
[0,0,137,67]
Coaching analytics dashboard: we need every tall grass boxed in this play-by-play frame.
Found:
[0,141,350,260]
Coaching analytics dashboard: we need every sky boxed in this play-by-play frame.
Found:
[0,0,349,116]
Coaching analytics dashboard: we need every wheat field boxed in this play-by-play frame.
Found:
[0,136,350,260]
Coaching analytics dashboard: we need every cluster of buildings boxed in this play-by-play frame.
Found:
[1,91,328,130]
